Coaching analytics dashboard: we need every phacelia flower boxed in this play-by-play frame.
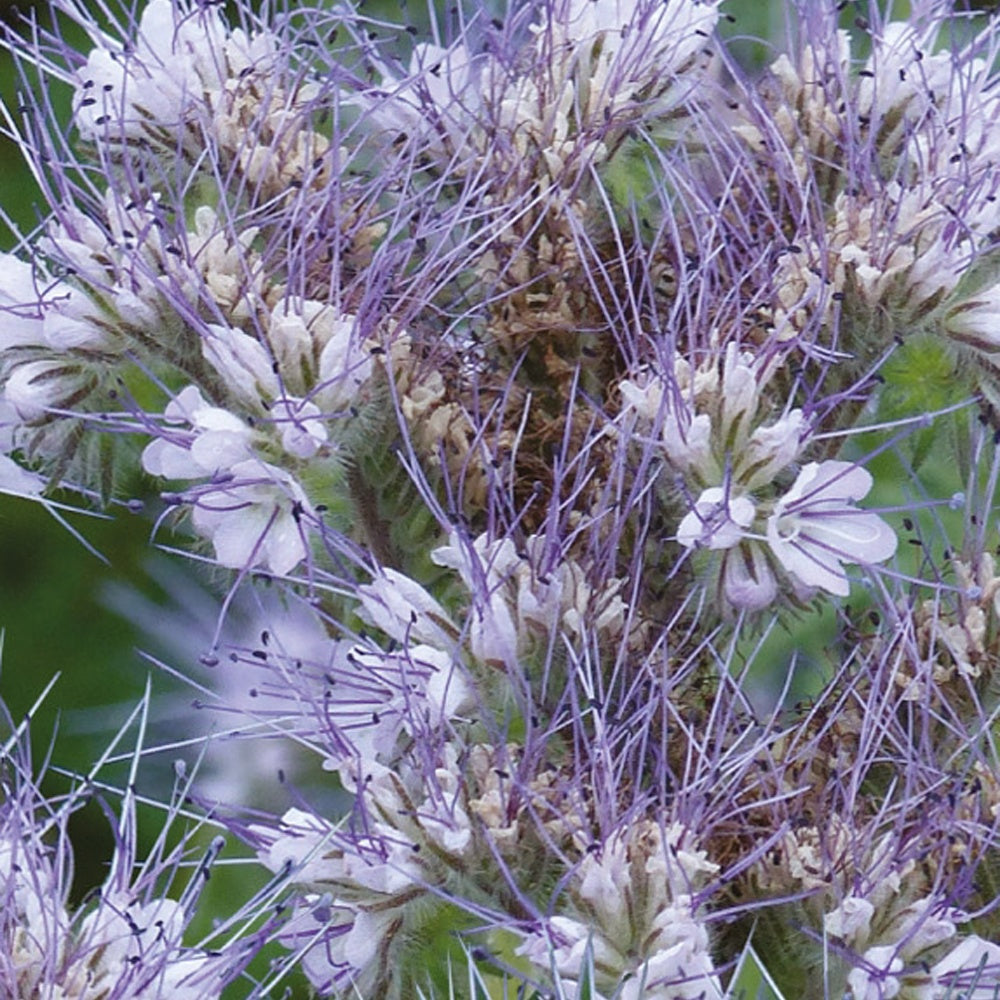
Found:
[518,821,722,1000]
[73,0,275,151]
[0,702,264,999]
[187,459,313,576]
[766,461,898,597]
[677,487,756,551]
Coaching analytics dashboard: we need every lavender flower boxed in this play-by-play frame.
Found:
[0,698,271,998]
[766,461,898,597]
[518,821,723,999]
[7,0,1000,998]
[621,348,896,608]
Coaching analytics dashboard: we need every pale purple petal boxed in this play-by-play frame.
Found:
[678,488,755,551]
[722,546,778,611]
[767,461,897,596]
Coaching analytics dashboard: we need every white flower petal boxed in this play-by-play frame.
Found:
[932,936,1000,996]
[767,461,896,596]
[677,488,755,551]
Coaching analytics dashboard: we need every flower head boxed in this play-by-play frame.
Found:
[5,1,1000,998]
[0,698,268,999]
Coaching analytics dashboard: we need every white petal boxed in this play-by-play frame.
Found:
[0,454,44,497]
[767,529,851,596]
[787,461,873,506]
[358,569,456,648]
[142,438,202,479]
[932,936,1000,996]
[190,429,254,473]
[803,512,898,565]
[198,504,269,569]
[262,510,309,576]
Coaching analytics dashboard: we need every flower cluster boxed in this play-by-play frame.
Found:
[4,1,1000,998]
[620,344,898,608]
[0,702,270,998]
[518,821,722,999]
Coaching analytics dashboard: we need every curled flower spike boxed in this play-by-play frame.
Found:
[73,0,276,153]
[517,821,723,1000]
[626,340,897,607]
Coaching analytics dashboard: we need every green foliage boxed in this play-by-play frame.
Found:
[727,940,788,1000]
[877,331,966,469]
[600,136,661,226]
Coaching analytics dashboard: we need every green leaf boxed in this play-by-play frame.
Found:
[575,937,597,1000]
